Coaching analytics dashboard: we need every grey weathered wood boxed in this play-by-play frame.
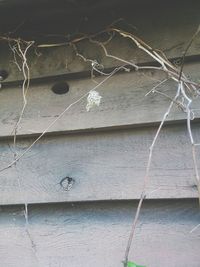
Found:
[0,62,200,138]
[0,6,200,82]
[0,200,199,267]
[0,124,199,205]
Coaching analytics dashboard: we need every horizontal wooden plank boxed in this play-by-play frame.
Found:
[0,200,199,267]
[0,124,199,205]
[0,62,200,138]
[0,1,200,82]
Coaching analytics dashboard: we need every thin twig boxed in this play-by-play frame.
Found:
[190,223,200,233]
[145,78,168,96]
[0,66,123,172]
[11,41,34,156]
[177,24,200,200]
[123,83,181,266]
[178,24,200,81]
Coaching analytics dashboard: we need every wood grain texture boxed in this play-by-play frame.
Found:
[0,200,199,267]
[0,1,200,82]
[0,124,199,205]
[0,62,200,138]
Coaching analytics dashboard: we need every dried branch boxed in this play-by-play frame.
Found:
[0,66,124,172]
[123,83,181,266]
[178,25,200,81]
[12,41,34,156]
[178,24,200,200]
[190,223,200,233]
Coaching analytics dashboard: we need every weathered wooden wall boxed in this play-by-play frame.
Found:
[0,1,200,266]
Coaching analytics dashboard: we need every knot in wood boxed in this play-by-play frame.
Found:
[59,177,74,191]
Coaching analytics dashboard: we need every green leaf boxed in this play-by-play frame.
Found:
[127,261,146,267]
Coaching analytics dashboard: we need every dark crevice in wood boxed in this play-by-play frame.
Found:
[0,198,198,210]
[1,118,200,142]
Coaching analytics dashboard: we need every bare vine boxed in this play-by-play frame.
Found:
[3,38,37,261]
[10,40,34,155]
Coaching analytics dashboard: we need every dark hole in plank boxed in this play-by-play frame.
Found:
[0,70,9,81]
[51,81,69,95]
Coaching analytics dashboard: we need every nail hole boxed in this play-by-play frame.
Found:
[0,70,9,81]
[51,81,69,95]
[60,176,74,191]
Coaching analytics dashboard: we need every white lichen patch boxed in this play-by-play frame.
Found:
[86,90,102,111]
